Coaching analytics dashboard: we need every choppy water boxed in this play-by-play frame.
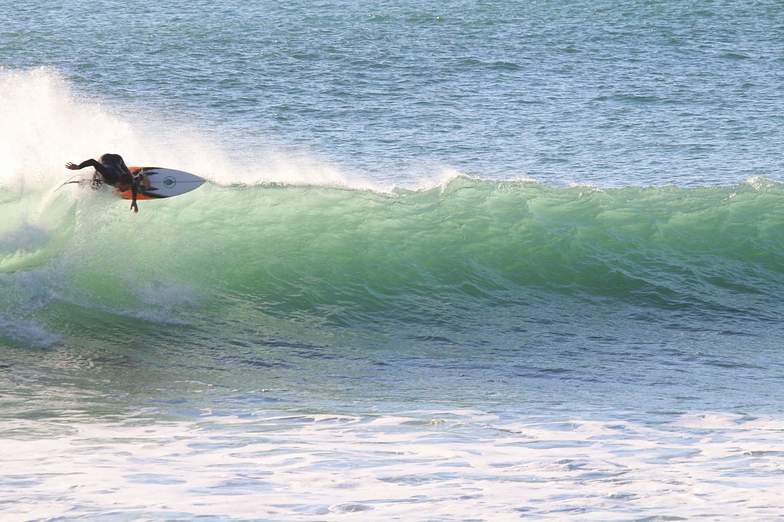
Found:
[2,1,784,519]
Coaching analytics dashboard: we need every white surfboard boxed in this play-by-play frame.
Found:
[118,167,206,200]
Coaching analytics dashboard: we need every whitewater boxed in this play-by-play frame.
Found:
[3,0,784,519]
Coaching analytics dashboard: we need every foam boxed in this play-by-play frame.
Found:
[1,410,783,519]
[0,314,60,348]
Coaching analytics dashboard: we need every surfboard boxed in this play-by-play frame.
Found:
[115,167,206,200]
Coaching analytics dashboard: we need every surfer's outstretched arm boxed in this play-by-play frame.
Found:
[66,159,111,178]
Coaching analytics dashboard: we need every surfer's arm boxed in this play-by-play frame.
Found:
[66,159,111,178]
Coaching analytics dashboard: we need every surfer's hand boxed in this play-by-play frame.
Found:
[65,162,78,170]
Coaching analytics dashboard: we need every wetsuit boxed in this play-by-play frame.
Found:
[66,154,141,212]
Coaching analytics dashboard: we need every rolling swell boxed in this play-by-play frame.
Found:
[1,176,783,347]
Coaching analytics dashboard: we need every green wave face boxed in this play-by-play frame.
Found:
[2,177,783,347]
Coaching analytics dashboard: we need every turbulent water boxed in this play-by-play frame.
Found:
[3,1,784,520]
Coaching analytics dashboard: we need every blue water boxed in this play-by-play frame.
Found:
[6,0,784,183]
[2,1,784,519]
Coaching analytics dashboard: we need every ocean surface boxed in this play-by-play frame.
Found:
[2,1,784,519]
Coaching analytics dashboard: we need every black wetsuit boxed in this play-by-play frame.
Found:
[66,153,141,212]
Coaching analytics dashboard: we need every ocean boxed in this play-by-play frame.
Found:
[2,1,784,519]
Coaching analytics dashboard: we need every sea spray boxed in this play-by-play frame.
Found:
[0,68,375,191]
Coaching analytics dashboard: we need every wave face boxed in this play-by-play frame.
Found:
[3,177,784,346]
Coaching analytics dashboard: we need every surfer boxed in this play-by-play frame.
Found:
[65,153,142,213]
